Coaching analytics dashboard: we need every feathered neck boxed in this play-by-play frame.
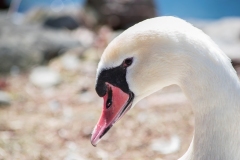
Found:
[178,40,240,160]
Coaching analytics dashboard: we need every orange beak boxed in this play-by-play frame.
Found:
[91,83,133,146]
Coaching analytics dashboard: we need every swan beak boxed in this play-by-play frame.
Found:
[91,83,133,146]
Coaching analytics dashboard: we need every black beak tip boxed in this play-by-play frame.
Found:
[91,143,97,147]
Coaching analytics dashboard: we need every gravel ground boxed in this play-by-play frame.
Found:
[0,51,197,160]
[2,54,239,160]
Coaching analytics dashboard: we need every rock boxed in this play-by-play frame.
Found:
[64,141,86,160]
[23,6,83,25]
[0,79,8,90]
[79,88,96,103]
[36,29,80,62]
[48,100,61,113]
[191,18,240,65]
[63,107,73,121]
[0,91,11,106]
[150,135,180,154]
[96,149,109,159]
[72,28,95,48]
[60,54,80,71]
[43,15,80,30]
[85,0,157,30]
[0,11,80,74]
[0,0,9,9]
[81,48,99,62]
[29,67,61,88]
[204,18,240,63]
[64,153,85,160]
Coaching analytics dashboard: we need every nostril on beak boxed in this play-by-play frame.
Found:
[106,85,112,109]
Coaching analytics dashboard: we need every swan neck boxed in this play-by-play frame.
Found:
[179,56,240,160]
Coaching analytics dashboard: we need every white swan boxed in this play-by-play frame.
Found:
[91,16,240,160]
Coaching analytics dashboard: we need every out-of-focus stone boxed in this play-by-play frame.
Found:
[192,18,240,64]
[85,0,157,30]
[29,67,61,88]
[81,48,99,62]
[24,7,83,26]
[0,1,8,9]
[43,15,80,30]
[96,149,109,159]
[79,90,96,103]
[60,54,80,71]
[63,107,73,121]
[48,100,61,113]
[64,153,85,160]
[0,79,8,90]
[72,28,95,48]
[0,12,80,74]
[150,135,180,154]
[0,91,11,106]
[64,141,87,160]
[9,121,23,130]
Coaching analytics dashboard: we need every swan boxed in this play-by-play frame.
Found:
[90,16,240,160]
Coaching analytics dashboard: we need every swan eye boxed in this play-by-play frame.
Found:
[123,58,133,67]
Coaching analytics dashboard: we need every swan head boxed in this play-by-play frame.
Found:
[91,16,223,146]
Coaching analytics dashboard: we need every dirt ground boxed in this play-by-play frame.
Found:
[0,52,239,160]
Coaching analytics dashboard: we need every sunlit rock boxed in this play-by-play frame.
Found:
[150,135,180,154]
[29,66,61,88]
[0,91,11,106]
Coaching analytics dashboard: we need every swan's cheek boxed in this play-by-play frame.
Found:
[126,70,142,96]
[126,67,156,96]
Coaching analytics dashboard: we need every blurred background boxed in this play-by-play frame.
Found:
[0,0,240,159]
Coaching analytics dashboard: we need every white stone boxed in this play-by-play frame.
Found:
[64,153,85,160]
[29,66,61,88]
[61,54,80,71]
[73,28,95,48]
[150,135,180,154]
[192,18,240,62]
[0,91,11,106]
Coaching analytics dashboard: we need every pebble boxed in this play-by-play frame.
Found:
[60,54,80,71]
[63,107,73,121]
[64,153,85,160]
[192,18,240,62]
[48,100,61,113]
[79,91,96,103]
[96,149,109,160]
[0,91,11,106]
[81,48,99,62]
[64,141,86,160]
[150,135,180,154]
[29,66,61,88]
[73,28,95,48]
